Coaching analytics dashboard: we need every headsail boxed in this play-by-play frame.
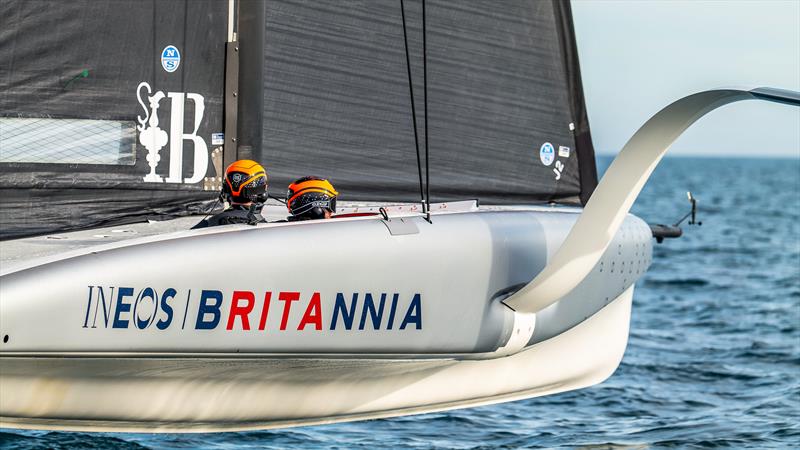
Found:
[255,0,597,205]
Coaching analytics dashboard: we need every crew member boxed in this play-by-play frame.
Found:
[192,160,268,228]
[286,176,338,221]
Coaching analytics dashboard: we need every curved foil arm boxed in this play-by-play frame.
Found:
[504,87,800,314]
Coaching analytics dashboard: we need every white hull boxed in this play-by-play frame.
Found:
[0,285,633,432]
[0,205,650,431]
[0,208,651,354]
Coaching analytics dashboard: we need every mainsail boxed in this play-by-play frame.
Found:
[0,0,596,239]
[0,0,227,239]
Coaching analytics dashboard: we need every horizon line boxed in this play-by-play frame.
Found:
[594,152,800,159]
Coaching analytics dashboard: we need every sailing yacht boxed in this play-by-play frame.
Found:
[0,0,797,432]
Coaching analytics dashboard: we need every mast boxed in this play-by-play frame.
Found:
[235,0,266,164]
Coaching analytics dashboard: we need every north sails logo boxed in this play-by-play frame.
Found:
[160,45,181,73]
[136,82,208,184]
[539,142,555,166]
[81,286,423,332]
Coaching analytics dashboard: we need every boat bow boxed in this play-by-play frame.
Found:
[504,87,800,314]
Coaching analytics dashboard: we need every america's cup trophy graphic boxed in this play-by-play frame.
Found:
[136,82,168,183]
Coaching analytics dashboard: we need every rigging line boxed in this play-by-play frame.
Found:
[198,195,222,225]
[400,0,427,212]
[422,0,431,222]
[268,194,287,205]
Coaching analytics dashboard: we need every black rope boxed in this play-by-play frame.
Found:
[422,0,431,222]
[400,0,427,213]
[194,194,222,228]
[203,195,222,218]
[268,194,287,205]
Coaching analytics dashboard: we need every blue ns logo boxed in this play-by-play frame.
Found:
[161,45,181,73]
[539,142,555,166]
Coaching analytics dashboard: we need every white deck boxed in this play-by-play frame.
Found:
[0,201,578,268]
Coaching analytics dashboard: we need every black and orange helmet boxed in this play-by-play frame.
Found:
[286,176,338,220]
[222,160,268,205]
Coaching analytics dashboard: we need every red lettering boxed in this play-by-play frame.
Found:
[226,290,255,330]
[258,291,272,331]
[278,291,300,331]
[298,292,322,331]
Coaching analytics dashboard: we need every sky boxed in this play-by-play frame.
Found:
[571,0,800,157]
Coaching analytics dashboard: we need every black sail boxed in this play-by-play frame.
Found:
[0,0,226,239]
[255,0,597,206]
[0,0,596,239]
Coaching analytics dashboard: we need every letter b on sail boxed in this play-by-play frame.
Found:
[136,82,209,184]
[165,92,208,184]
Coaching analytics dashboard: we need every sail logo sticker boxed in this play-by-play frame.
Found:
[136,81,208,184]
[161,45,181,73]
[558,146,571,158]
[540,142,555,166]
[553,160,565,181]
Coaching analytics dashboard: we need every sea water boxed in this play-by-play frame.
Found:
[2,156,798,449]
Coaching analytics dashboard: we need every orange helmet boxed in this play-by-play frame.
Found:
[286,176,338,220]
[222,160,268,205]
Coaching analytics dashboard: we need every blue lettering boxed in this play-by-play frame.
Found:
[386,293,400,330]
[133,287,157,329]
[112,287,134,329]
[359,293,386,330]
[331,293,357,330]
[83,286,94,328]
[399,294,422,330]
[92,286,115,328]
[195,289,223,330]
[157,288,176,330]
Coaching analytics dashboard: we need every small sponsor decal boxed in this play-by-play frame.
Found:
[211,132,224,145]
[161,45,181,73]
[553,160,565,181]
[540,142,555,166]
[558,146,571,158]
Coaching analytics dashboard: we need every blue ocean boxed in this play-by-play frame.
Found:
[2,156,798,449]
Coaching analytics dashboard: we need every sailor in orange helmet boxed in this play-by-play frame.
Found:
[286,176,338,221]
[192,160,268,228]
